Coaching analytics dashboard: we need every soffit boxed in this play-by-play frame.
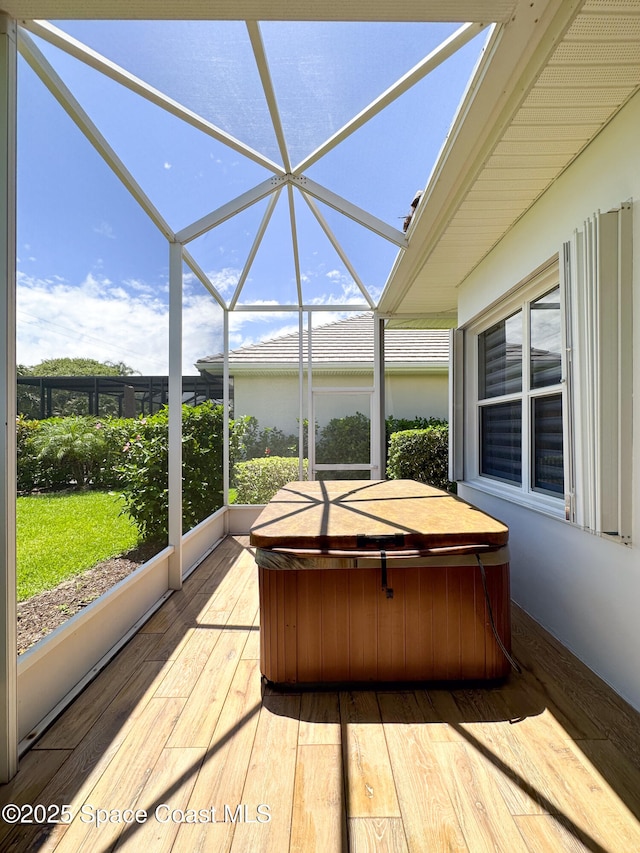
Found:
[380,0,640,320]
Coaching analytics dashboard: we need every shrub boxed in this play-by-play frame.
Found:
[385,415,447,443]
[316,412,370,464]
[30,416,108,489]
[16,415,125,493]
[234,456,308,504]
[94,418,132,489]
[386,423,453,491]
[117,401,242,543]
[117,411,169,543]
[16,415,41,493]
[235,415,310,459]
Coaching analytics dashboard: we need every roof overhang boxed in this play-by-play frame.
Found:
[4,1,516,22]
[379,0,640,320]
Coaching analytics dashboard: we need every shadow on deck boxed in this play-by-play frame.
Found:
[1,535,639,852]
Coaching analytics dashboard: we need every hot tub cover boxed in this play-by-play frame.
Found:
[249,479,508,554]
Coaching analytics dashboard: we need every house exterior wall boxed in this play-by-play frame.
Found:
[456,88,640,710]
[233,374,303,437]
[385,372,449,422]
[232,370,449,435]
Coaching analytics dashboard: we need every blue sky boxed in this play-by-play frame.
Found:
[16,19,488,374]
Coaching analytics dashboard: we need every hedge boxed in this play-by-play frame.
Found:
[386,423,453,491]
[117,402,244,543]
[17,408,453,534]
[233,456,308,505]
[17,402,243,544]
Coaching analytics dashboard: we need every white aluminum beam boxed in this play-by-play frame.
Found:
[246,20,291,173]
[18,29,175,241]
[229,188,281,310]
[223,309,230,506]
[307,311,314,479]
[168,242,183,588]
[21,19,285,177]
[373,312,384,479]
[0,13,17,784]
[300,191,375,308]
[182,249,228,310]
[0,3,517,21]
[287,184,304,306]
[293,175,406,246]
[294,22,488,173]
[231,302,371,311]
[175,177,282,244]
[298,309,304,481]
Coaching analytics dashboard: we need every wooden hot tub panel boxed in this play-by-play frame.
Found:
[251,480,512,686]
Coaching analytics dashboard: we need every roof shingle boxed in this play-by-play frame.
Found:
[197,313,449,369]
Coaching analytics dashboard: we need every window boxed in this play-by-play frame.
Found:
[457,202,632,542]
[474,270,565,503]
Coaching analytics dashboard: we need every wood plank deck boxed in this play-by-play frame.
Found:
[2,535,640,852]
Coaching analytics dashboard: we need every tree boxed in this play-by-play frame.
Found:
[26,357,136,376]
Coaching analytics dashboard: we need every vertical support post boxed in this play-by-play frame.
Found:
[223,308,230,508]
[298,309,304,481]
[168,242,183,589]
[372,314,385,480]
[0,13,17,783]
[306,311,314,480]
[449,328,465,483]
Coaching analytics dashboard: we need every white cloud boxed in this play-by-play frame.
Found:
[163,162,172,170]
[17,271,170,373]
[16,259,377,378]
[93,221,116,239]
[125,278,156,296]
[182,267,239,299]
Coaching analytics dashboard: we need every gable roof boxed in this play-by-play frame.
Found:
[197,313,449,374]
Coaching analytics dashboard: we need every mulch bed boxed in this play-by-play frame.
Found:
[17,544,158,655]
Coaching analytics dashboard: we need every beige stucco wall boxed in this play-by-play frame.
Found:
[231,370,448,433]
[385,372,449,422]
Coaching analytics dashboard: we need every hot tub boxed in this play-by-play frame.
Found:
[250,479,511,686]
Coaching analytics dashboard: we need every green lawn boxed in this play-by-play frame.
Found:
[16,491,140,601]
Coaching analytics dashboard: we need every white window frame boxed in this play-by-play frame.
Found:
[463,259,568,519]
[457,202,632,543]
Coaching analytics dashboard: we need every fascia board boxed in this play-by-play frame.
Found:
[379,0,581,314]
